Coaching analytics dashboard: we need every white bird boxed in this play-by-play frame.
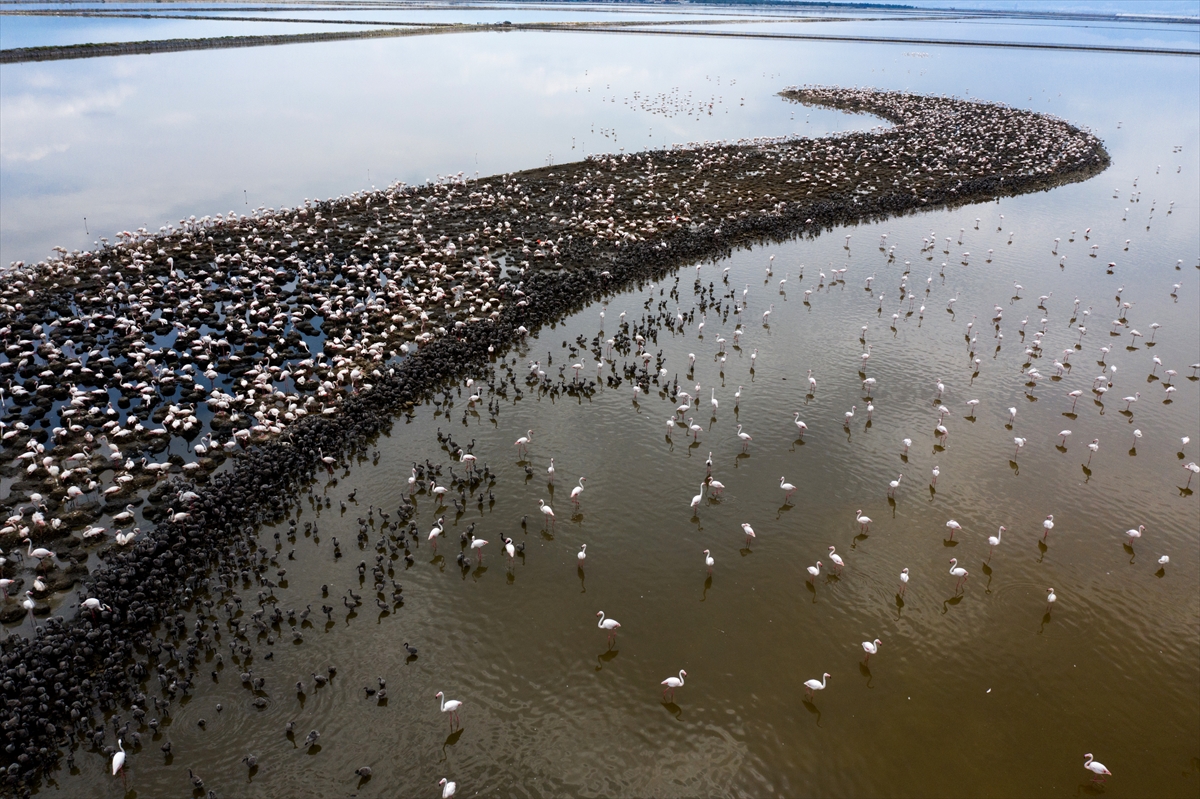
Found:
[736,424,753,452]
[931,465,940,486]
[887,474,903,497]
[570,477,586,504]
[435,692,463,727]
[794,413,808,436]
[948,558,969,590]
[741,523,756,545]
[901,438,912,454]
[803,672,829,699]
[844,405,856,426]
[855,509,871,532]
[1083,754,1111,783]
[468,535,488,562]
[806,561,823,582]
[546,458,555,483]
[827,546,844,572]
[538,499,555,528]
[440,778,457,799]
[780,476,797,503]
[1042,515,1055,539]
[1158,555,1169,569]
[1046,587,1057,611]
[691,482,705,512]
[1013,437,1027,457]
[987,526,1005,558]
[703,550,714,574]
[945,520,962,540]
[596,610,621,644]
[1125,524,1145,545]
[861,639,881,662]
[899,567,909,594]
[577,544,587,568]
[111,739,126,779]
[661,669,687,701]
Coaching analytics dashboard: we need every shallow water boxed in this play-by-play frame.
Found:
[3,7,1199,798]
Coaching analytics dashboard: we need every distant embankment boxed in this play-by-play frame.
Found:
[0,24,477,63]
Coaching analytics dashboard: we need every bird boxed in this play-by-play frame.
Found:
[403,642,418,657]
[861,639,881,662]
[741,523,756,545]
[987,526,1005,558]
[570,477,586,504]
[538,499,555,528]
[887,474,903,497]
[514,429,532,456]
[661,669,687,701]
[1042,515,1055,539]
[855,509,871,532]
[1046,587,1057,611]
[844,405,856,426]
[736,424,753,452]
[546,458,555,483]
[793,414,808,437]
[435,692,463,728]
[1083,753,1111,784]
[945,519,962,540]
[965,399,980,416]
[1158,555,1169,570]
[596,611,621,644]
[439,777,458,798]
[1124,524,1145,545]
[1087,438,1099,464]
[703,549,714,574]
[1058,430,1072,446]
[111,739,126,781]
[930,465,940,486]
[1013,437,1027,457]
[899,567,909,595]
[806,561,823,582]
[803,672,829,699]
[690,482,705,513]
[948,558,969,591]
[468,535,488,562]
[901,438,912,455]
[355,766,373,779]
[1123,392,1140,410]
[780,476,797,503]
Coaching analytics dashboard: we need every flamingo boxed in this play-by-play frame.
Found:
[1068,389,1083,411]
[502,536,516,562]
[931,465,940,486]
[706,476,725,495]
[596,611,621,644]
[688,417,702,441]
[1184,462,1200,487]
[703,550,714,574]
[948,558,969,591]
[736,424,753,452]
[546,458,555,483]
[1087,439,1099,464]
[408,468,418,493]
[861,639,881,662]
[1083,754,1111,784]
[855,510,872,533]
[827,546,844,573]
[965,399,980,416]
[538,499,555,529]
[780,476,796,503]
[807,369,817,393]
[806,561,823,582]
[440,778,457,799]
[794,413,807,436]
[1042,515,1055,539]
[25,539,54,567]
[690,482,705,513]
[901,438,912,455]
[435,692,463,728]
[741,523,756,545]
[1123,392,1140,410]
[514,429,532,456]
[887,474,903,497]
[987,526,1006,559]
[1013,437,1027,457]
[1007,407,1017,424]
[844,405,856,426]
[710,389,718,415]
[945,520,962,540]
[426,518,444,550]
[899,567,909,595]
[1124,524,1145,545]
[1046,587,1057,612]
[803,672,829,699]
[657,668,689,705]
[570,477,586,504]
[21,591,35,626]
[577,544,587,568]
[112,739,126,785]
[1058,430,1072,446]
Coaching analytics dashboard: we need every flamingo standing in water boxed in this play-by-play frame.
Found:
[887,474,903,497]
[1124,524,1145,546]
[435,692,463,728]
[514,429,532,456]
[440,778,457,798]
[112,739,126,786]
[570,477,586,505]
[855,510,872,532]
[577,544,587,569]
[987,526,1005,559]
[794,414,808,437]
[538,499,555,529]
[661,669,686,701]
[803,672,829,700]
[1046,587,1057,612]
[827,546,844,573]
[741,523,756,545]
[945,519,962,540]
[596,611,621,645]
[861,639,881,663]
[703,550,714,574]
[1042,515,1055,539]
[690,482,706,513]
[780,476,797,503]
[948,558,969,591]
[1083,754,1111,784]
[806,561,823,582]
[899,567,909,595]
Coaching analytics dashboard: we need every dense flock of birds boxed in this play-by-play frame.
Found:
[0,87,1118,793]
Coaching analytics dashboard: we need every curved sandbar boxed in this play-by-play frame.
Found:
[0,86,1107,788]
